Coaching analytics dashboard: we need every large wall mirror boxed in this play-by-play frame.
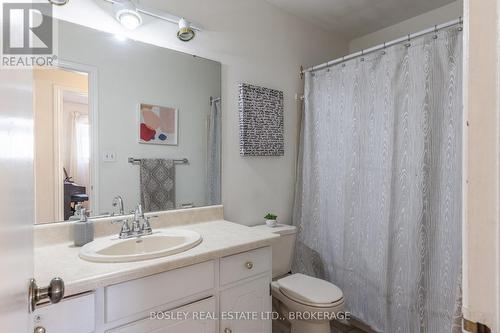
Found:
[34,20,221,224]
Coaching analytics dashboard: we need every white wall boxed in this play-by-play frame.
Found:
[59,21,221,215]
[52,0,348,225]
[349,1,463,52]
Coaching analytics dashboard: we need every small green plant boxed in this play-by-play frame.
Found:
[264,213,277,220]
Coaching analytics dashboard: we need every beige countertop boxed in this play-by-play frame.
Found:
[35,220,279,297]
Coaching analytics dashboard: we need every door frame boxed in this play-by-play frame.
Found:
[54,60,99,217]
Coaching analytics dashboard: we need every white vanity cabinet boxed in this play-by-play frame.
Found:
[105,261,215,323]
[219,246,272,333]
[33,293,96,333]
[107,297,216,333]
[34,247,272,333]
[219,276,272,333]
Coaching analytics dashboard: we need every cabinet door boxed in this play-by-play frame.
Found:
[219,276,271,333]
[106,261,214,323]
[34,293,95,333]
[108,297,216,333]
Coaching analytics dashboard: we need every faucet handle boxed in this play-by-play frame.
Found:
[111,219,131,239]
[135,203,144,220]
[141,215,158,235]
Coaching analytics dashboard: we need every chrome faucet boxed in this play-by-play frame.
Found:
[112,195,125,216]
[111,203,157,239]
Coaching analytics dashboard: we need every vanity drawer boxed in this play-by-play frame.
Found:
[34,292,95,333]
[106,297,216,333]
[220,247,271,286]
[105,261,215,323]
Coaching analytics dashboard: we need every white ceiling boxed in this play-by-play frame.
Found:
[265,0,456,39]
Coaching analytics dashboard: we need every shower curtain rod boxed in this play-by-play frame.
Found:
[300,18,463,77]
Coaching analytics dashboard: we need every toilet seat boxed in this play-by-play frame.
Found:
[277,273,344,308]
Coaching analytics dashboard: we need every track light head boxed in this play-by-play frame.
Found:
[48,0,69,5]
[177,18,195,42]
[114,0,142,30]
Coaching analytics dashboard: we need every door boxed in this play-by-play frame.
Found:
[0,68,35,332]
[219,276,272,333]
[463,0,500,332]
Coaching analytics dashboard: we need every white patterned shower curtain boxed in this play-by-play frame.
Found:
[293,28,462,333]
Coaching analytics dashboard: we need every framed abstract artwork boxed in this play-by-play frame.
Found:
[139,103,178,145]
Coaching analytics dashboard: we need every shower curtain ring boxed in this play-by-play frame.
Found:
[361,50,365,62]
[405,34,411,48]
[342,56,346,67]
[382,42,386,55]
[458,16,463,31]
[433,25,438,39]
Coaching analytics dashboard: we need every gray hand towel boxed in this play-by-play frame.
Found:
[140,159,175,212]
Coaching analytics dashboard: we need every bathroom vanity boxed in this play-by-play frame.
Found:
[33,207,279,333]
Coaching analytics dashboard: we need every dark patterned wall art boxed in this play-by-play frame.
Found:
[239,83,284,156]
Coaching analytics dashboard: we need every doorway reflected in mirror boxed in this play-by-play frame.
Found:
[34,68,91,224]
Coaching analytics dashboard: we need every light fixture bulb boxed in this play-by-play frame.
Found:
[114,1,142,30]
[177,18,195,42]
[48,0,69,5]
[118,12,141,30]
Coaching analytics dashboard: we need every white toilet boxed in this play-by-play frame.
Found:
[253,224,345,333]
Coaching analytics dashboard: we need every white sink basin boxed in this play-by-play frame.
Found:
[79,229,202,263]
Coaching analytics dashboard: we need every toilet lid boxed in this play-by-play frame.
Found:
[277,273,343,305]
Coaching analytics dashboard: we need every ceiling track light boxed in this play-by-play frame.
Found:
[113,0,142,30]
[177,18,195,42]
[48,0,69,5]
[104,0,203,41]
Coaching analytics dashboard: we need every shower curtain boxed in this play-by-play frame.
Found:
[207,98,221,205]
[293,28,462,333]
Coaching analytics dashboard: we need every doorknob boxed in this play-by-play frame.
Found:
[29,278,65,312]
[34,327,46,333]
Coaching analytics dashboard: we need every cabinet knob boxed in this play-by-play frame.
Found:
[245,261,254,269]
[224,328,232,333]
[34,327,46,333]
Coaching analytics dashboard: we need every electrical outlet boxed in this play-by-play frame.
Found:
[103,152,116,162]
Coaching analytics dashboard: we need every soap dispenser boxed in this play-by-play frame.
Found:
[73,207,94,247]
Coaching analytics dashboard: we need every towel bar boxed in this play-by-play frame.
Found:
[128,157,189,165]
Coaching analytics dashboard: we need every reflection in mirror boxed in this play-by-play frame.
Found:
[34,68,91,224]
[34,20,221,224]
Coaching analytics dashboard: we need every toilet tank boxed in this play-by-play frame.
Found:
[253,224,297,278]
